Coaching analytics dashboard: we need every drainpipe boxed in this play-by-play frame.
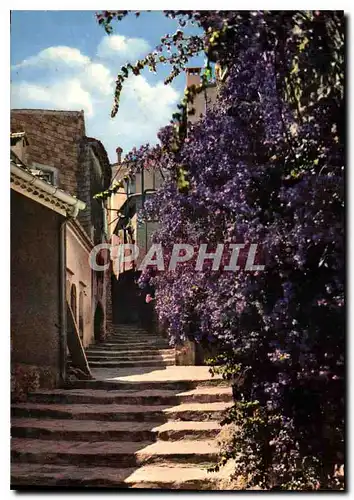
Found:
[59,219,68,385]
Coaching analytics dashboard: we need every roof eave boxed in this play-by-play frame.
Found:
[10,162,86,218]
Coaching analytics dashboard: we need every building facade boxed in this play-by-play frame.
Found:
[105,148,162,326]
[11,109,112,348]
[185,67,218,124]
[11,147,86,391]
[107,148,163,276]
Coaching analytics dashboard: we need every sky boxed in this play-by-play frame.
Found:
[10,10,204,162]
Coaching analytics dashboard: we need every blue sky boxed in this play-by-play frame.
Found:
[11,10,204,162]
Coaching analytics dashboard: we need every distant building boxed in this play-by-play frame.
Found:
[185,67,218,124]
[105,147,162,325]
[107,147,163,276]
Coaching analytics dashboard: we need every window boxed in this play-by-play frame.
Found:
[79,291,84,339]
[127,177,136,195]
[30,162,59,186]
[66,280,71,301]
[70,284,77,322]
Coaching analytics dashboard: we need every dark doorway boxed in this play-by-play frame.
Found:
[111,270,156,331]
[94,302,104,343]
[112,270,140,324]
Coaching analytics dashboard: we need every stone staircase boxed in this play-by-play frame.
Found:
[11,324,233,489]
[84,324,175,369]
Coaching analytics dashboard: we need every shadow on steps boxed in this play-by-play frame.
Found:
[11,374,232,489]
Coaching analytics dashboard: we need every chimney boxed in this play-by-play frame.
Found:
[186,67,201,88]
[116,146,123,164]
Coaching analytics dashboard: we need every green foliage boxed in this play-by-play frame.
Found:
[93,170,137,202]
[176,166,190,192]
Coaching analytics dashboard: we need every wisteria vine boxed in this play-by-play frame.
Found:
[97,10,345,490]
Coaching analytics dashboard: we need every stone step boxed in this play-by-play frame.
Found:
[86,348,172,356]
[102,340,170,348]
[111,324,151,330]
[96,339,171,350]
[110,328,162,333]
[110,325,150,330]
[155,421,222,441]
[108,336,169,343]
[12,402,232,422]
[92,342,171,349]
[107,335,164,341]
[11,463,222,489]
[110,328,152,333]
[107,330,167,339]
[110,332,164,338]
[25,387,232,405]
[101,342,163,348]
[11,419,221,442]
[85,356,175,363]
[85,354,175,362]
[11,438,218,468]
[109,329,166,337]
[178,387,233,404]
[86,359,175,368]
[85,349,174,358]
[11,419,156,442]
[66,377,230,391]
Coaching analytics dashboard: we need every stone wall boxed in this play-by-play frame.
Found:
[10,109,86,196]
[11,110,111,243]
[11,190,63,387]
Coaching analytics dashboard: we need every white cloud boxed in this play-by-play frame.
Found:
[11,79,93,116]
[125,76,178,111]
[79,63,113,96]
[86,74,179,159]
[12,46,114,99]
[97,34,150,61]
[12,46,90,69]
[11,39,182,161]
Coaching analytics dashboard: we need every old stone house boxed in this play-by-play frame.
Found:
[11,110,112,350]
[11,143,86,390]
